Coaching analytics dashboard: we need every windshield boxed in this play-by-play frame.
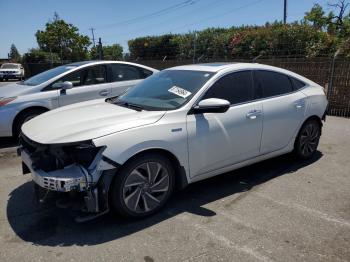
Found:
[1,64,19,69]
[21,65,78,86]
[116,70,215,110]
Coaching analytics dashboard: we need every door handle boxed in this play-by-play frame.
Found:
[246,110,262,119]
[99,90,110,96]
[294,102,304,109]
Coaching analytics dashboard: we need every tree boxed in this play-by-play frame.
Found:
[9,44,21,62]
[102,44,123,60]
[22,48,60,64]
[35,13,91,62]
[304,1,350,36]
[90,44,124,60]
[328,0,350,35]
[304,4,328,30]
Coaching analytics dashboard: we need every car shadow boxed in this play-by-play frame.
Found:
[6,151,322,246]
[0,137,18,149]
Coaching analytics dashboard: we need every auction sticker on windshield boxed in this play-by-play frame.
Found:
[168,86,192,98]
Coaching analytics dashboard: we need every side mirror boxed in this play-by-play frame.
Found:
[54,81,73,94]
[61,81,73,90]
[191,98,230,114]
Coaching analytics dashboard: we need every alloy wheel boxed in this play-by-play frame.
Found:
[299,123,319,157]
[122,161,170,213]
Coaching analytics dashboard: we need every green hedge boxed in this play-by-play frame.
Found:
[128,23,341,60]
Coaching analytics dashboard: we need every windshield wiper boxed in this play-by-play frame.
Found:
[115,101,144,111]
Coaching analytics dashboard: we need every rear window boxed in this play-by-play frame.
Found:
[290,77,306,90]
[110,64,153,82]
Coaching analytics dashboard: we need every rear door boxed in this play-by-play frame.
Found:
[108,64,154,97]
[254,70,307,154]
[55,65,111,107]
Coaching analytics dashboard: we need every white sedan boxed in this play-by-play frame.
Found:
[0,61,158,137]
[19,63,328,221]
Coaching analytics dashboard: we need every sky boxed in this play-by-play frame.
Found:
[0,0,333,58]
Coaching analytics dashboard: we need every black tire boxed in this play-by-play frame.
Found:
[110,153,175,218]
[13,109,46,138]
[294,119,321,159]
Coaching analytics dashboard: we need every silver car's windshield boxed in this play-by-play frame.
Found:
[116,70,215,111]
[21,65,78,86]
[1,64,19,69]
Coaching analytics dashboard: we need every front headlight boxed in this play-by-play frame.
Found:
[0,97,17,106]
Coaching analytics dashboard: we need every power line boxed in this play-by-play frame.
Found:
[101,0,261,39]
[95,0,199,30]
[168,0,265,32]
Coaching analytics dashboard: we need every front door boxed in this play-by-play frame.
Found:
[187,71,263,178]
[56,64,111,107]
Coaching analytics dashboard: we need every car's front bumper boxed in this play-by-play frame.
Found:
[0,105,17,137]
[21,149,88,192]
[0,73,21,78]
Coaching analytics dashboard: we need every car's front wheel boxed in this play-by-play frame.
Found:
[294,119,321,159]
[14,109,46,138]
[110,153,174,218]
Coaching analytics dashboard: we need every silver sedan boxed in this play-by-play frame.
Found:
[0,60,158,137]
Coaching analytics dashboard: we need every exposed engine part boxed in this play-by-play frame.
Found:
[19,135,119,219]
[84,188,99,213]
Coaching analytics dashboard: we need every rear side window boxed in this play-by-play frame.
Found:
[290,77,306,90]
[83,65,107,85]
[109,64,153,82]
[254,70,294,98]
[202,71,254,105]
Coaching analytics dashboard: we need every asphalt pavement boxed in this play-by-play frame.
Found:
[0,114,349,262]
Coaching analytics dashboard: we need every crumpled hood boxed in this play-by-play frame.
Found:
[22,100,166,144]
[0,83,37,97]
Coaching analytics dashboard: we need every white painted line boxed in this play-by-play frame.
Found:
[176,214,273,262]
[255,192,350,228]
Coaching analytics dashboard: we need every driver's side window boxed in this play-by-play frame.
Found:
[202,71,254,105]
[48,65,107,90]
[50,70,82,90]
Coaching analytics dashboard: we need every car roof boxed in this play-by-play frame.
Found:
[166,62,317,86]
[167,62,288,73]
[66,60,158,72]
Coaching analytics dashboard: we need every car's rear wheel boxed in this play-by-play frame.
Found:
[294,119,321,159]
[110,153,174,218]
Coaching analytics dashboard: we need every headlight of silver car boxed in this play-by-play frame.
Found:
[0,97,17,106]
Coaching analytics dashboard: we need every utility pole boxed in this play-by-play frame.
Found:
[283,0,287,24]
[192,32,197,64]
[89,28,96,47]
[98,37,103,60]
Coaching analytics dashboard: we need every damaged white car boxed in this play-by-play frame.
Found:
[19,63,328,221]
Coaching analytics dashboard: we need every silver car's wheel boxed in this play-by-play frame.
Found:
[123,162,170,213]
[295,119,321,159]
[111,153,174,218]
